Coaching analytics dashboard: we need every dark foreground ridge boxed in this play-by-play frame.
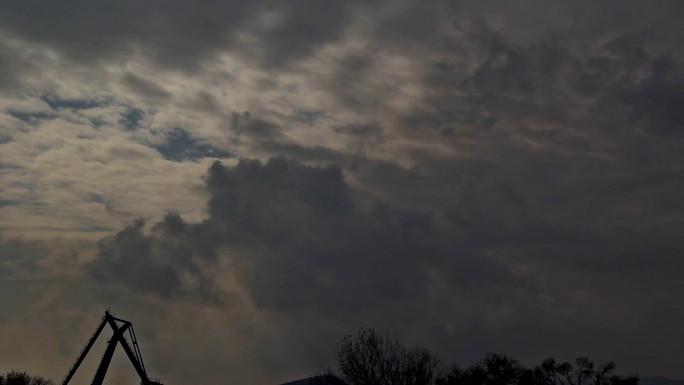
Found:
[641,378,684,385]
[279,375,347,385]
[276,377,684,385]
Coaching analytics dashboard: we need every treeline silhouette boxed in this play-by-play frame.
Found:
[1,330,641,385]
[318,328,639,385]
[436,355,638,385]
[0,371,54,385]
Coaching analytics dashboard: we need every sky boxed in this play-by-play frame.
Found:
[0,0,683,384]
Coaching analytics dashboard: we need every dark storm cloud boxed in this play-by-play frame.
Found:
[199,158,509,313]
[238,2,365,69]
[392,13,684,169]
[230,111,279,139]
[79,17,684,375]
[0,38,35,90]
[87,216,217,300]
[228,112,347,163]
[256,142,345,163]
[6,0,684,380]
[0,0,369,69]
[615,56,684,136]
[86,154,684,376]
[0,0,243,66]
[87,157,514,314]
[334,106,684,370]
[0,236,46,266]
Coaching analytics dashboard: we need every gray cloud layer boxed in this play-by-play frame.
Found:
[87,149,684,379]
[1,0,684,384]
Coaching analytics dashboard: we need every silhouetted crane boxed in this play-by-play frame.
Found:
[62,310,163,385]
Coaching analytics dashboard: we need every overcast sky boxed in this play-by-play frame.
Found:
[1,1,683,384]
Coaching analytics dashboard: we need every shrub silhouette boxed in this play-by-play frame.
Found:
[335,328,438,385]
[0,371,54,385]
[436,356,639,385]
[332,328,640,385]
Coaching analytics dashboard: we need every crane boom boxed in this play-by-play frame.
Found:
[62,311,163,385]
[62,317,108,385]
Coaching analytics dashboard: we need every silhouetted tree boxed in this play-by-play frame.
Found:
[335,328,438,385]
[435,365,462,385]
[0,371,54,385]
[399,346,439,385]
[482,354,523,385]
[436,354,522,385]
[435,356,638,385]
[529,357,636,385]
[331,329,639,385]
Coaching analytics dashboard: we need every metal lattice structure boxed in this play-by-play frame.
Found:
[62,311,163,385]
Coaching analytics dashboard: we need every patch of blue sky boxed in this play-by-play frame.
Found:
[295,108,326,125]
[40,92,110,110]
[151,128,232,162]
[0,199,18,207]
[119,107,145,130]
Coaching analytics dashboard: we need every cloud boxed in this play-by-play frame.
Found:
[0,0,372,71]
[76,152,684,382]
[40,92,109,111]
[0,34,37,90]
[2,0,684,384]
[84,158,451,311]
[87,217,209,299]
[7,109,57,122]
[121,73,172,101]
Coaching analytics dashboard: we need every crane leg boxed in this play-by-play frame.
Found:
[91,323,129,385]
